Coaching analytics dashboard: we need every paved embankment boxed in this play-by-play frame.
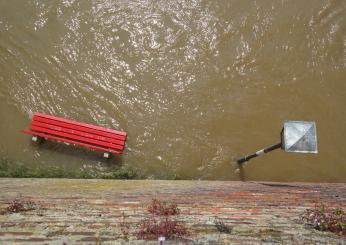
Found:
[0,178,345,244]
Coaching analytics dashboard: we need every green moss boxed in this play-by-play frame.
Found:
[334,208,343,216]
[102,167,138,179]
[0,157,143,180]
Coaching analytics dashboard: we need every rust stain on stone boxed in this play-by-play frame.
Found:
[15,238,52,242]
[0,232,33,236]
[66,231,95,236]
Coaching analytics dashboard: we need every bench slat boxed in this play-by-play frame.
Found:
[33,115,126,141]
[35,112,127,136]
[21,130,121,154]
[30,125,124,150]
[31,120,125,146]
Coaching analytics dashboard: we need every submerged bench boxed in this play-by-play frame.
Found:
[21,112,127,158]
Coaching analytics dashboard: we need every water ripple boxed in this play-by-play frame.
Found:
[0,0,345,181]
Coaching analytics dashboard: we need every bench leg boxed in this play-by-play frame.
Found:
[103,152,110,159]
[32,135,45,144]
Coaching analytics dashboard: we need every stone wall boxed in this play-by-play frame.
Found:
[0,178,345,244]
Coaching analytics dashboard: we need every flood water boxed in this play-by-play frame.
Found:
[0,0,345,182]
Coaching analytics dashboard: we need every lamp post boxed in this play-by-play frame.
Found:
[237,121,318,164]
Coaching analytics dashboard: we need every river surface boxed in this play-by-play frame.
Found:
[0,0,345,181]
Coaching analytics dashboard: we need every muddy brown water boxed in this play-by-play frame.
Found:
[0,0,345,181]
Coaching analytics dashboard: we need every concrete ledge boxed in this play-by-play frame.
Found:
[0,178,345,244]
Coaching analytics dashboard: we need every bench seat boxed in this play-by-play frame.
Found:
[21,112,127,156]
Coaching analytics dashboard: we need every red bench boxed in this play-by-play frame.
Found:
[21,112,127,158]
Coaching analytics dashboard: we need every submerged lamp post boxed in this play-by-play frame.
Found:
[237,121,318,164]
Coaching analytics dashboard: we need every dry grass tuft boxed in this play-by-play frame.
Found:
[136,199,189,240]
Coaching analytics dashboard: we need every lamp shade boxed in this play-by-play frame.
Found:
[283,121,318,153]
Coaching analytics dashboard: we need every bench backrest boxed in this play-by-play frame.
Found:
[30,113,127,152]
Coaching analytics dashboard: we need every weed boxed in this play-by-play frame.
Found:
[301,204,346,237]
[119,212,130,241]
[148,199,180,216]
[136,199,189,241]
[5,199,36,213]
[214,217,233,234]
[136,217,189,240]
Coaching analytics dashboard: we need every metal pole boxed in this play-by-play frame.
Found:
[237,142,282,164]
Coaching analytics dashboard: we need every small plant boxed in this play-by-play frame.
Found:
[214,217,233,234]
[136,199,189,241]
[119,212,130,241]
[148,199,180,216]
[301,204,346,237]
[136,217,189,240]
[5,199,36,213]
